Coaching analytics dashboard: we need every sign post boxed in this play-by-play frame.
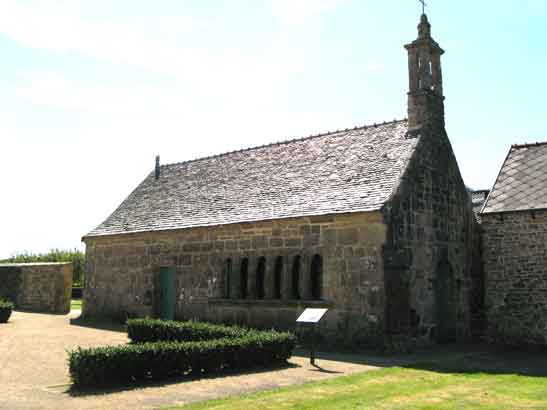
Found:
[296,308,328,366]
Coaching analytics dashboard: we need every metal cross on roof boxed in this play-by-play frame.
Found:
[419,0,427,14]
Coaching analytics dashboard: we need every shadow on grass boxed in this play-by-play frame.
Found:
[295,344,547,378]
[69,315,127,333]
[67,361,299,397]
[292,346,423,368]
[403,346,547,377]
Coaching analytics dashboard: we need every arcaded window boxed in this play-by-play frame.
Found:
[224,258,232,298]
[291,255,301,300]
[274,256,283,299]
[256,257,266,299]
[240,257,248,299]
[310,254,323,300]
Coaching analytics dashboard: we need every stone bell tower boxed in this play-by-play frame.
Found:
[405,14,445,129]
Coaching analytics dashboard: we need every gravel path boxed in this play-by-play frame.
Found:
[0,310,395,410]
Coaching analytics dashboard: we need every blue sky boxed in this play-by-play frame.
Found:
[1,0,546,258]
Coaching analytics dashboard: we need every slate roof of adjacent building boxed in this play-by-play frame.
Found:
[482,141,547,214]
[85,120,418,238]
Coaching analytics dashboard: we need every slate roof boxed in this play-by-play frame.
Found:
[482,142,547,214]
[85,120,417,238]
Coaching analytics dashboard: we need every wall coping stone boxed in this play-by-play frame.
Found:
[208,298,333,308]
[0,262,72,267]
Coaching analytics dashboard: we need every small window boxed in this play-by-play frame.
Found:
[256,257,266,299]
[240,258,248,299]
[274,256,283,299]
[224,258,232,298]
[310,254,323,300]
[291,255,301,300]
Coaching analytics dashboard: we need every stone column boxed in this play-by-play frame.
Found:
[264,256,276,299]
[300,254,311,300]
[231,256,241,299]
[281,254,291,300]
[432,51,443,95]
[407,48,418,91]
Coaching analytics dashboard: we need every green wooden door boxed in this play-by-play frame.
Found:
[160,266,176,320]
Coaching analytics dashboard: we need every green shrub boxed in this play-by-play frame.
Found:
[0,300,14,323]
[127,318,249,343]
[68,331,296,387]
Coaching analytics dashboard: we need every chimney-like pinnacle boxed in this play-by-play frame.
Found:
[405,14,445,129]
[155,155,160,180]
[418,14,431,39]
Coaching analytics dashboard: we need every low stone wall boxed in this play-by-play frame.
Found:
[482,210,547,345]
[0,263,72,314]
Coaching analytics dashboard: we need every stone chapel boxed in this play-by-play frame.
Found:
[82,14,483,344]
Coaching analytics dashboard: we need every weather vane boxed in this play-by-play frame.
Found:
[419,0,427,14]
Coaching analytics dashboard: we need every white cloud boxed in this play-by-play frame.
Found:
[366,62,385,72]
[15,73,191,114]
[271,0,347,26]
[0,0,305,103]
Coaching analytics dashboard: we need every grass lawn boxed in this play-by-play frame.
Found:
[70,299,82,310]
[165,360,547,410]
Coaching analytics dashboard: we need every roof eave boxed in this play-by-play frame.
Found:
[481,207,547,216]
[82,207,386,241]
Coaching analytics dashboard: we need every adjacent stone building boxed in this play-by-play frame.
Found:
[481,142,547,345]
[83,15,482,344]
[0,262,73,314]
[470,189,490,222]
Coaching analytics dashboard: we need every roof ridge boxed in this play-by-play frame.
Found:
[161,118,408,169]
[511,140,547,149]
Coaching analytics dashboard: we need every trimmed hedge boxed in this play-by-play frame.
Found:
[127,318,248,343]
[68,331,296,387]
[0,300,14,323]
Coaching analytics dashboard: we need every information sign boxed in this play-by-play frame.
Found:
[296,308,328,324]
[296,308,328,366]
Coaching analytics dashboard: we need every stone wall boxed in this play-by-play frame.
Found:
[0,263,72,314]
[382,111,483,341]
[482,210,547,345]
[83,212,387,341]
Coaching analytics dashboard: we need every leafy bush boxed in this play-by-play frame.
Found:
[68,331,296,387]
[0,300,14,323]
[127,318,249,343]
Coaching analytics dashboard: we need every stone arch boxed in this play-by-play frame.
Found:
[434,259,458,342]
[274,256,283,299]
[291,255,301,300]
[256,257,266,299]
[240,257,248,299]
[310,254,323,300]
[224,258,232,298]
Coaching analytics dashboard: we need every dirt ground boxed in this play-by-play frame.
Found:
[0,310,482,410]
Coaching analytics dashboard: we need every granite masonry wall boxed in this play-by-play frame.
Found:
[0,263,72,314]
[482,210,547,345]
[382,102,483,342]
[83,212,387,341]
